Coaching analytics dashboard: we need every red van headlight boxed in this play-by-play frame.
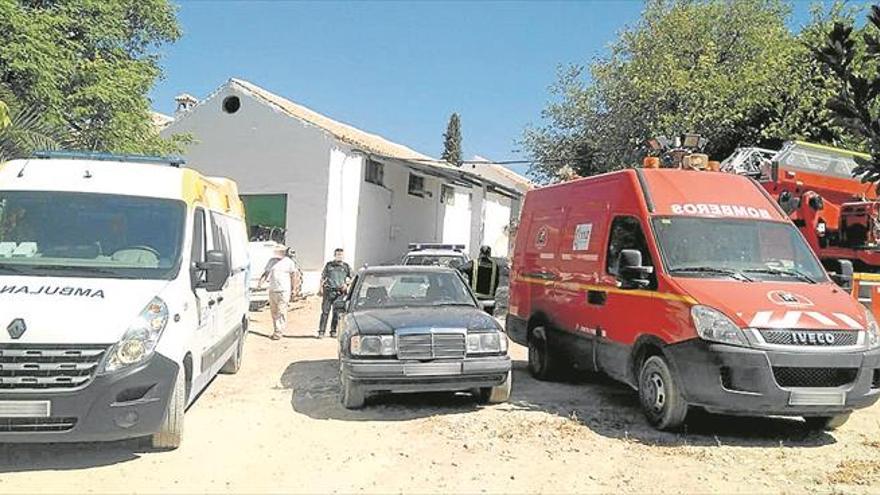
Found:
[691,305,747,346]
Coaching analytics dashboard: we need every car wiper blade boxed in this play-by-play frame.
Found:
[31,265,133,278]
[432,302,476,307]
[0,264,24,274]
[669,266,753,282]
[743,267,816,284]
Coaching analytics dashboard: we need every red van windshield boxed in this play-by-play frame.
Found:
[651,216,827,283]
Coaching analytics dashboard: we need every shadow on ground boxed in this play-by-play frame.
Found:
[282,355,837,448]
[0,439,149,473]
[281,359,480,421]
[504,359,837,448]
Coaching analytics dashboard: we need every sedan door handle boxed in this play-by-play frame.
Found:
[207,299,216,307]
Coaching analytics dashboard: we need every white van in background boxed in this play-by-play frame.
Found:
[0,151,249,449]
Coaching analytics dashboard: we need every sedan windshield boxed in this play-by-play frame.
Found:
[651,216,826,283]
[0,191,186,280]
[354,271,475,309]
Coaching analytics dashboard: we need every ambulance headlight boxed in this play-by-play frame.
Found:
[864,307,880,350]
[101,297,169,373]
[691,305,747,346]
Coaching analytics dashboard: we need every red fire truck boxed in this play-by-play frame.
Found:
[723,141,880,311]
[507,165,880,431]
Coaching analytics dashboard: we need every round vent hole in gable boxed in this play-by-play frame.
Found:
[222,96,241,114]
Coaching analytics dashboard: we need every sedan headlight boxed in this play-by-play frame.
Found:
[467,331,508,355]
[101,297,169,373]
[351,335,396,356]
[864,307,880,350]
[691,305,747,346]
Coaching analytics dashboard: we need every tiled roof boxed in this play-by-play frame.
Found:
[230,79,435,162]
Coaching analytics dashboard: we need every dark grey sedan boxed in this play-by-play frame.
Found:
[336,266,512,409]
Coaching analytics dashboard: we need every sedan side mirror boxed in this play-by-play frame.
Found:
[827,258,854,292]
[617,249,653,290]
[197,250,230,292]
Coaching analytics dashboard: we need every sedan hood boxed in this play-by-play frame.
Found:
[352,306,499,335]
[673,278,867,330]
[0,275,170,344]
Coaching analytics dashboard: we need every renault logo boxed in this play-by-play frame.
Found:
[7,319,26,340]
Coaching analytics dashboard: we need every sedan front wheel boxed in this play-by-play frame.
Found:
[478,369,512,404]
[340,374,365,409]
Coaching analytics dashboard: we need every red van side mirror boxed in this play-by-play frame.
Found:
[617,249,653,290]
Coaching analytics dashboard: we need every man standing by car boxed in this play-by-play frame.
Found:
[259,245,298,340]
[459,245,501,302]
[318,248,352,338]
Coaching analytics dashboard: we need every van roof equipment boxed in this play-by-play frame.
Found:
[32,150,186,167]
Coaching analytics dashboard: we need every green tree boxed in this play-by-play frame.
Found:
[523,0,857,183]
[813,5,880,187]
[0,100,10,130]
[441,112,463,167]
[0,0,185,154]
[0,85,68,162]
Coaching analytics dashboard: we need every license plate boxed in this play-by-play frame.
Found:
[404,362,462,377]
[0,400,51,417]
[789,390,846,406]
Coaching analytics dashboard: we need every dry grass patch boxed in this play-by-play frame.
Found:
[826,459,880,486]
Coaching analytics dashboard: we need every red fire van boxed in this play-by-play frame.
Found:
[507,168,880,430]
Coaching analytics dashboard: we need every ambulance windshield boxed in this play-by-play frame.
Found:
[652,217,826,283]
[0,191,186,280]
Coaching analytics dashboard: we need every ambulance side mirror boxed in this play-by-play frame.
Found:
[198,250,230,292]
[617,249,653,290]
[827,259,853,292]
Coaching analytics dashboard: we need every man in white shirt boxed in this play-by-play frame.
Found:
[259,246,298,340]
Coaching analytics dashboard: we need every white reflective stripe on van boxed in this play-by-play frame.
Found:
[748,310,863,329]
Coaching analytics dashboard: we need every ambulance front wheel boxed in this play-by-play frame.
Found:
[151,367,185,450]
[638,355,688,430]
[528,326,560,381]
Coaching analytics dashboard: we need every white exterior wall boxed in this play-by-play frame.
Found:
[160,86,334,273]
[325,148,362,265]
[482,192,513,257]
[442,186,472,248]
[356,161,440,266]
[354,161,476,267]
[468,186,486,259]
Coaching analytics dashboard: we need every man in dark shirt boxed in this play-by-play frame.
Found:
[459,245,501,302]
[318,248,353,338]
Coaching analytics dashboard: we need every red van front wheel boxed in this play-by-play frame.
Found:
[638,355,688,430]
[528,326,560,381]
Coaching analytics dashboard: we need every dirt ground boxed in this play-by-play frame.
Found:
[2,296,880,494]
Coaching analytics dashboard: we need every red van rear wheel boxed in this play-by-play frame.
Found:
[638,355,688,430]
[528,327,559,381]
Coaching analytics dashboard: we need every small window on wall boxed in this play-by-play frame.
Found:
[365,159,384,186]
[440,184,455,205]
[408,173,426,197]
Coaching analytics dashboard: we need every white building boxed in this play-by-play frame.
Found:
[160,78,528,290]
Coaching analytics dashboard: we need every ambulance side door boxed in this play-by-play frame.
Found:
[191,207,219,385]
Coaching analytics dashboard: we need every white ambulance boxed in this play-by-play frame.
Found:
[0,152,249,449]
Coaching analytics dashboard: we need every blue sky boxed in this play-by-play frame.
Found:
[152,1,831,176]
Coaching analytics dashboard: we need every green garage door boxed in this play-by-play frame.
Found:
[241,194,287,241]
